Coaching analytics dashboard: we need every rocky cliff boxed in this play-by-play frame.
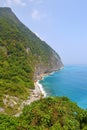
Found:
[34,50,63,80]
[0,7,63,114]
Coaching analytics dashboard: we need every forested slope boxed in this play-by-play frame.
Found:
[0,7,63,114]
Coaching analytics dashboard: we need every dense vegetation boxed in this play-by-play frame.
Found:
[0,7,63,114]
[1,7,87,130]
[0,7,87,130]
[0,97,87,130]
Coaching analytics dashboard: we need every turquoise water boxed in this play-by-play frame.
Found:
[39,65,87,109]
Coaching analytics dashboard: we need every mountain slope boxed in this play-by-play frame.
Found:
[0,7,63,114]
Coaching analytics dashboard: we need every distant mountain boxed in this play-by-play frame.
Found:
[0,7,63,114]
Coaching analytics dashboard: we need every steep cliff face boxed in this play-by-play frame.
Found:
[0,7,63,113]
[34,50,63,80]
[0,7,63,79]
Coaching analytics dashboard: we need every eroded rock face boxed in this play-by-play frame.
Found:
[34,50,64,80]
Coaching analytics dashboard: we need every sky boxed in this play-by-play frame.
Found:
[0,0,87,64]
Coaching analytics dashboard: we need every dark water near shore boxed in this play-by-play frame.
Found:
[39,65,87,109]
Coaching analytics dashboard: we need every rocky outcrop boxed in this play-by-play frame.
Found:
[34,50,64,80]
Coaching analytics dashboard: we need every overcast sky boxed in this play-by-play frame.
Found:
[0,0,87,64]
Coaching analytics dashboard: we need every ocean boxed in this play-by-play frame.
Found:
[39,65,87,109]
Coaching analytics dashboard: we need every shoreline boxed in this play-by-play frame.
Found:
[34,67,64,100]
[15,68,64,117]
[34,80,47,98]
[15,78,47,117]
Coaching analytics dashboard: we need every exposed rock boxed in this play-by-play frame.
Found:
[3,95,19,108]
[26,47,30,54]
[34,51,64,80]
[15,83,44,117]
[0,107,4,113]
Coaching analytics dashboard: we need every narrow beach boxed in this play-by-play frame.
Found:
[15,79,46,117]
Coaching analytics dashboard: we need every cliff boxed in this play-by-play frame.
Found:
[0,8,87,130]
[34,49,63,80]
[0,7,63,114]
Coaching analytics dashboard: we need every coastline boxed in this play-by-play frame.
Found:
[34,80,47,98]
[34,66,64,100]
[15,77,47,117]
[15,67,64,117]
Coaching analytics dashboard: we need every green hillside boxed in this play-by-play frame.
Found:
[0,7,63,114]
[0,7,87,130]
[0,97,87,130]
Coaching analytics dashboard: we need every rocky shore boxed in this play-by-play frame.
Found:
[15,80,46,117]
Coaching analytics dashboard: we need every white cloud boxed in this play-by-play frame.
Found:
[2,0,26,7]
[31,9,46,21]
[13,0,26,6]
[31,9,41,20]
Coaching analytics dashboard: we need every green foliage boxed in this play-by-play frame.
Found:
[18,97,87,130]
[0,97,87,130]
[0,114,18,130]
[0,7,87,130]
[0,7,60,114]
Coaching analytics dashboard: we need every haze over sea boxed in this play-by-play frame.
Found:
[39,65,87,109]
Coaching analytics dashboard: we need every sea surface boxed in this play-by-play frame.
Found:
[39,65,87,109]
